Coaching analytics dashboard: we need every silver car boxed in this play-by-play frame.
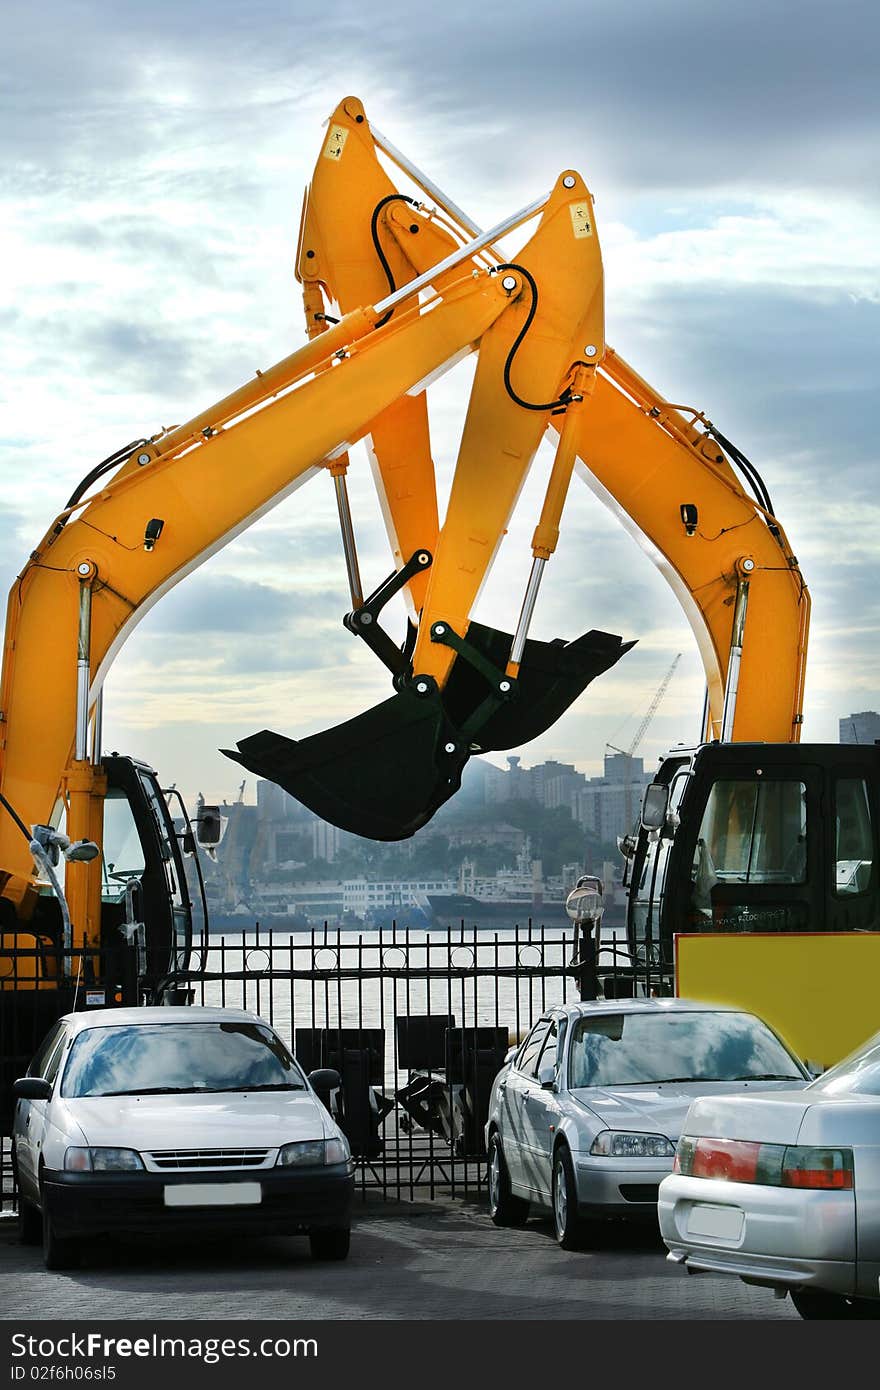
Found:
[659,1029,880,1319]
[485,998,808,1248]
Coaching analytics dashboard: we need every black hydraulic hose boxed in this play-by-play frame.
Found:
[371,194,418,328]
[64,438,149,514]
[495,263,575,413]
[0,788,33,845]
[707,424,776,519]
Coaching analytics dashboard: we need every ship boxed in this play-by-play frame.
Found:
[425,841,575,927]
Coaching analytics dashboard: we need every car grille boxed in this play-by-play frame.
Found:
[147,1149,271,1170]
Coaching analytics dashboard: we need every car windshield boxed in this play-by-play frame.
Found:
[567,1010,804,1089]
[60,1022,307,1098]
[808,1035,880,1097]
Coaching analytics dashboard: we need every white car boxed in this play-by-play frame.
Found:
[12,1006,354,1269]
[659,1029,880,1319]
[485,998,809,1248]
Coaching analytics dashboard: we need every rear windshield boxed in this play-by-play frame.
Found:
[60,1022,306,1098]
[568,1011,804,1089]
[808,1037,880,1097]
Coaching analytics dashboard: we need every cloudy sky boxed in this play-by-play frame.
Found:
[3,0,878,810]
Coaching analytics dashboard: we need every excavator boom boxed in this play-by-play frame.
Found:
[290,98,808,755]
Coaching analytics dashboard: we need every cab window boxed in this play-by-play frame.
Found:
[692,779,807,889]
[834,778,874,896]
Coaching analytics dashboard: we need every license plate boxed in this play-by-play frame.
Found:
[164,1183,262,1208]
[686,1203,743,1240]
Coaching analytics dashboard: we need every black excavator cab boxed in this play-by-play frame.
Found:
[224,620,634,840]
[626,741,880,965]
[0,756,207,1131]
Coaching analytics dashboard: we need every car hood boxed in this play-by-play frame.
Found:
[569,1080,807,1141]
[60,1091,332,1151]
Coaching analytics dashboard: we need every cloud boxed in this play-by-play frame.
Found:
[3,2,878,804]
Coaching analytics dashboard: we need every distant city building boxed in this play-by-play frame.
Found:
[575,753,653,844]
[256,779,290,820]
[311,819,341,863]
[840,711,880,745]
[444,823,524,853]
[484,755,534,803]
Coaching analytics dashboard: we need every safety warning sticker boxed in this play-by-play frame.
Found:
[323,124,350,161]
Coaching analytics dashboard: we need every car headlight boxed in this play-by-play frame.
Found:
[276,1136,350,1167]
[64,1147,144,1172]
[590,1131,675,1158]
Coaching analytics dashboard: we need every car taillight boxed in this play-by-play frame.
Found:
[781,1147,854,1190]
[675,1137,853,1190]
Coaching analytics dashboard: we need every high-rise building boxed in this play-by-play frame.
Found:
[311,819,341,863]
[839,712,880,745]
[574,753,654,845]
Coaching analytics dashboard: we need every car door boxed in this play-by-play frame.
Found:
[500,1019,550,1190]
[516,1019,561,1202]
[15,1022,67,1197]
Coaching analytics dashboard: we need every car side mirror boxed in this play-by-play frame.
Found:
[14,1077,52,1101]
[308,1068,342,1108]
[805,1059,824,1078]
[540,1078,556,1092]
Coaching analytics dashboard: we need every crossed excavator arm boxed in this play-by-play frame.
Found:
[0,96,809,943]
[0,112,628,938]
[298,97,809,748]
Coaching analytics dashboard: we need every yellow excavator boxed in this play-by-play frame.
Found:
[276,102,880,1066]
[1,98,875,1117]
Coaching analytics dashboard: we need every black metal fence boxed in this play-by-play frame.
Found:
[1,923,673,1217]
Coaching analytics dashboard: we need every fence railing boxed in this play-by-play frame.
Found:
[1,922,674,1215]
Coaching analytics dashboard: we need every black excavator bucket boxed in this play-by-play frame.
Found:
[223,685,469,841]
[440,623,636,751]
[222,625,633,841]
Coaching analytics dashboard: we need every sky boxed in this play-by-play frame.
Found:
[2,0,879,810]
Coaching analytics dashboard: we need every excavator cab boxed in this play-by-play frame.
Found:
[99,755,204,986]
[0,757,205,1130]
[625,743,880,970]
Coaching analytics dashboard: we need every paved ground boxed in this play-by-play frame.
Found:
[0,1202,797,1320]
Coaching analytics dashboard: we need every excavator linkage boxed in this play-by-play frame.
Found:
[223,624,633,840]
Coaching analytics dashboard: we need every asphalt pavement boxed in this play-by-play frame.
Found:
[0,1200,798,1320]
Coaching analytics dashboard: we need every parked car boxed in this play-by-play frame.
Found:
[658,1028,880,1319]
[485,998,808,1248]
[12,1006,354,1270]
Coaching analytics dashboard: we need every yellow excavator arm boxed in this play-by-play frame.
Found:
[0,130,633,953]
[296,98,809,749]
[0,96,809,975]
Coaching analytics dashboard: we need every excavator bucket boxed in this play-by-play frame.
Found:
[440,624,636,751]
[223,625,633,841]
[223,686,469,841]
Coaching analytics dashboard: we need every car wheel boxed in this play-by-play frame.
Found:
[41,1199,80,1271]
[552,1145,583,1250]
[791,1289,880,1320]
[487,1132,529,1227]
[309,1228,350,1261]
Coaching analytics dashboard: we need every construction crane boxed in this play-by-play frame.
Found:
[607,653,682,829]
